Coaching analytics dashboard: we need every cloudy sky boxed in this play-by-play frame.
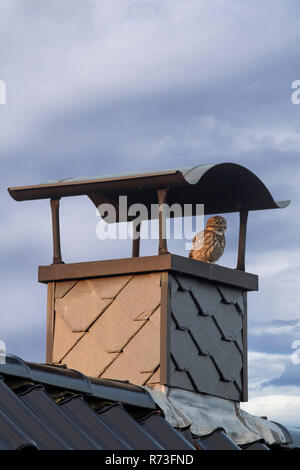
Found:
[0,0,300,426]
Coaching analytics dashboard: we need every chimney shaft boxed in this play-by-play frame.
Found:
[40,254,257,402]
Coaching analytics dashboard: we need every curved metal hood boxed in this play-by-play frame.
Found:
[8,163,290,218]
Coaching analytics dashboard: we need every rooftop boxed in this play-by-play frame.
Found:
[0,355,298,451]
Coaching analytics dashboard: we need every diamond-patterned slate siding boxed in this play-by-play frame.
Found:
[52,273,161,386]
[169,273,244,401]
[50,268,245,401]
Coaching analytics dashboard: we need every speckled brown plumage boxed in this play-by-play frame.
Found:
[189,215,227,263]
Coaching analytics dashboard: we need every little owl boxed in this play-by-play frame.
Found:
[189,215,227,263]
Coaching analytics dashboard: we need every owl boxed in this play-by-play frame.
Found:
[189,215,227,263]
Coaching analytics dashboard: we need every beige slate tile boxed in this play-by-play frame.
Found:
[146,367,161,385]
[62,331,119,377]
[122,318,160,373]
[100,350,153,386]
[55,275,132,332]
[89,273,161,353]
[100,310,160,383]
[134,311,154,321]
[53,311,84,363]
[149,306,161,330]
[55,280,78,299]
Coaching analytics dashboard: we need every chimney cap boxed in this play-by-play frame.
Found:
[7,162,290,217]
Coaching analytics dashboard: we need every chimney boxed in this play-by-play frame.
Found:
[40,255,257,402]
[8,164,290,403]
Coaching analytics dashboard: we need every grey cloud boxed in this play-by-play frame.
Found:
[249,320,300,355]
[0,0,300,371]
[263,360,300,387]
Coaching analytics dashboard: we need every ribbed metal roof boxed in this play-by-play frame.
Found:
[0,354,297,451]
[0,355,155,409]
[8,163,290,218]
